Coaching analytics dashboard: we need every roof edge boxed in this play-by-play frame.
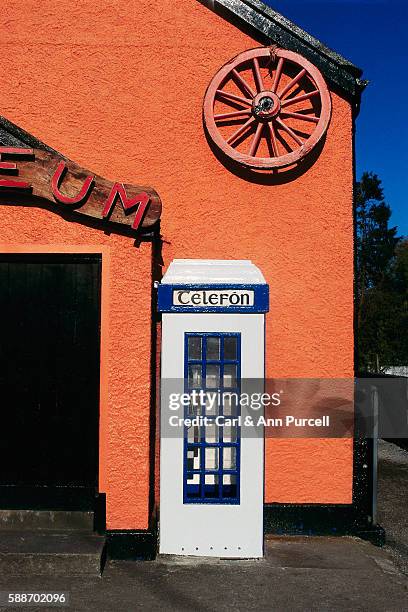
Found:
[0,114,59,154]
[202,0,366,103]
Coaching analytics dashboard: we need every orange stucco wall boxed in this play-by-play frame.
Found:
[0,0,354,527]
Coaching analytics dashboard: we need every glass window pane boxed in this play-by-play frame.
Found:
[204,392,218,416]
[206,336,220,360]
[204,474,220,499]
[187,425,201,443]
[205,423,218,443]
[223,364,237,388]
[223,447,236,470]
[223,425,238,443]
[188,364,202,389]
[186,472,201,499]
[223,393,238,416]
[188,336,202,360]
[187,447,201,471]
[222,474,237,499]
[224,337,237,360]
[188,399,202,417]
[206,364,220,388]
[205,447,219,470]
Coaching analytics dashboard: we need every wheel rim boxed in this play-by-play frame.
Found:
[203,48,332,170]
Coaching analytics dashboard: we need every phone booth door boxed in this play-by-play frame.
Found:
[158,260,269,558]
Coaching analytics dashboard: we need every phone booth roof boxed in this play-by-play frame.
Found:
[160,259,267,285]
[158,260,269,314]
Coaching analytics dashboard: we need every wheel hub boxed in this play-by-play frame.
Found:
[252,91,280,120]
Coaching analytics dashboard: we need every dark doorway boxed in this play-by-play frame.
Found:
[0,254,101,510]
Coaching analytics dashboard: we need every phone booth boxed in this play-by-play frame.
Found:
[158,259,269,558]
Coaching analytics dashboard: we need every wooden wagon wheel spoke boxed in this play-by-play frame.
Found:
[214,109,252,121]
[267,121,279,157]
[215,89,253,108]
[231,68,256,98]
[204,47,331,170]
[279,68,307,99]
[248,122,264,156]
[253,57,264,93]
[227,116,256,146]
[280,111,319,124]
[281,90,320,108]
[275,117,304,146]
[272,57,284,93]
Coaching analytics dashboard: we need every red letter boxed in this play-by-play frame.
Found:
[102,183,150,230]
[51,161,93,205]
[0,147,33,190]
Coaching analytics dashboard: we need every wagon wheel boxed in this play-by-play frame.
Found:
[203,47,331,170]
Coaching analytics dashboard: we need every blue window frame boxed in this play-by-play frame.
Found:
[183,332,241,504]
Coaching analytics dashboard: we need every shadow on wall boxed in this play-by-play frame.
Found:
[204,128,326,186]
[0,194,159,248]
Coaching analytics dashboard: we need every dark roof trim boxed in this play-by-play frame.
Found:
[0,114,58,154]
[205,0,367,102]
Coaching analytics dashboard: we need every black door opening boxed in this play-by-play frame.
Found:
[0,254,101,510]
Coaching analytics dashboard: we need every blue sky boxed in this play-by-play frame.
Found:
[263,0,408,236]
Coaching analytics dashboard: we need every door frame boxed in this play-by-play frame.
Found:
[0,244,110,510]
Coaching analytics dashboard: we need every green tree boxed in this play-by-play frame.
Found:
[356,172,403,372]
[356,172,399,327]
[384,239,408,365]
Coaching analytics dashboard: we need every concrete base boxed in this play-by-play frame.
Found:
[0,531,106,576]
[0,510,94,532]
[0,536,406,610]
[0,510,105,576]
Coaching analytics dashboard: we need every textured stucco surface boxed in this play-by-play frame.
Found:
[0,234,152,531]
[0,0,355,521]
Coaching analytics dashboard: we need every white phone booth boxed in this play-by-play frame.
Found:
[158,260,269,558]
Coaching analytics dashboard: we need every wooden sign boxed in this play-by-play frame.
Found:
[0,147,161,232]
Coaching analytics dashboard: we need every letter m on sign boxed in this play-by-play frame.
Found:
[102,183,150,230]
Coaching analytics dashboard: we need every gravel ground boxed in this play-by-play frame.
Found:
[0,536,407,611]
[0,440,405,611]
[378,439,408,576]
